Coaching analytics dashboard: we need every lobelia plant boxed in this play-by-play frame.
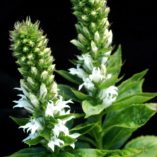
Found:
[8,0,157,157]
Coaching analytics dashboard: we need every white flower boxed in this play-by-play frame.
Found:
[13,95,34,113]
[45,97,72,117]
[89,67,103,83]
[69,65,87,80]
[53,119,69,137]
[48,136,64,151]
[55,97,72,115]
[45,101,55,117]
[77,53,93,71]
[20,118,43,135]
[79,78,95,91]
[56,97,72,110]
[99,86,118,108]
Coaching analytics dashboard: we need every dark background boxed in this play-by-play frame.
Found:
[0,0,157,156]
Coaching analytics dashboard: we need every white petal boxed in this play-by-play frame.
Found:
[78,54,93,71]
[53,120,69,137]
[20,118,43,135]
[48,137,64,151]
[80,78,95,91]
[70,133,80,139]
[23,132,39,142]
[69,66,87,80]
[99,86,118,108]
[89,67,103,83]
[13,98,34,113]
[45,101,55,117]
[70,143,75,149]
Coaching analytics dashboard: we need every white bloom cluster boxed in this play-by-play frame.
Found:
[44,97,80,151]
[99,86,118,108]
[20,117,43,141]
[45,97,72,117]
[13,82,79,152]
[69,48,118,108]
[48,119,80,151]
[69,53,111,91]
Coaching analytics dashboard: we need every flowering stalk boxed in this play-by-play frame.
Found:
[56,0,119,148]
[69,0,118,110]
[10,18,79,152]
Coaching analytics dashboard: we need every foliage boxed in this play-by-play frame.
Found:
[8,0,157,156]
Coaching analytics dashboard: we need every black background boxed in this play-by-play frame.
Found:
[0,0,157,156]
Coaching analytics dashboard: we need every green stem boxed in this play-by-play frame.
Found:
[91,114,103,149]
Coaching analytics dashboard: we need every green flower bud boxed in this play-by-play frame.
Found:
[40,83,48,100]
[94,31,100,43]
[27,77,35,86]
[91,41,98,53]
[70,39,84,50]
[31,67,38,76]
[89,0,95,5]
[28,93,39,107]
[23,46,29,52]
[81,15,88,21]
[41,71,49,80]
[82,26,91,39]
[78,33,87,44]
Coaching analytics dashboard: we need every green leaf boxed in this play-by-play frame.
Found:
[117,70,148,100]
[72,89,91,100]
[10,116,29,126]
[71,122,97,135]
[82,100,106,118]
[58,84,79,102]
[117,80,144,100]
[107,46,122,78]
[107,93,157,113]
[24,136,43,145]
[99,75,118,89]
[102,104,156,149]
[125,136,157,157]
[8,147,50,157]
[73,148,140,157]
[56,70,82,85]
[73,149,108,157]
